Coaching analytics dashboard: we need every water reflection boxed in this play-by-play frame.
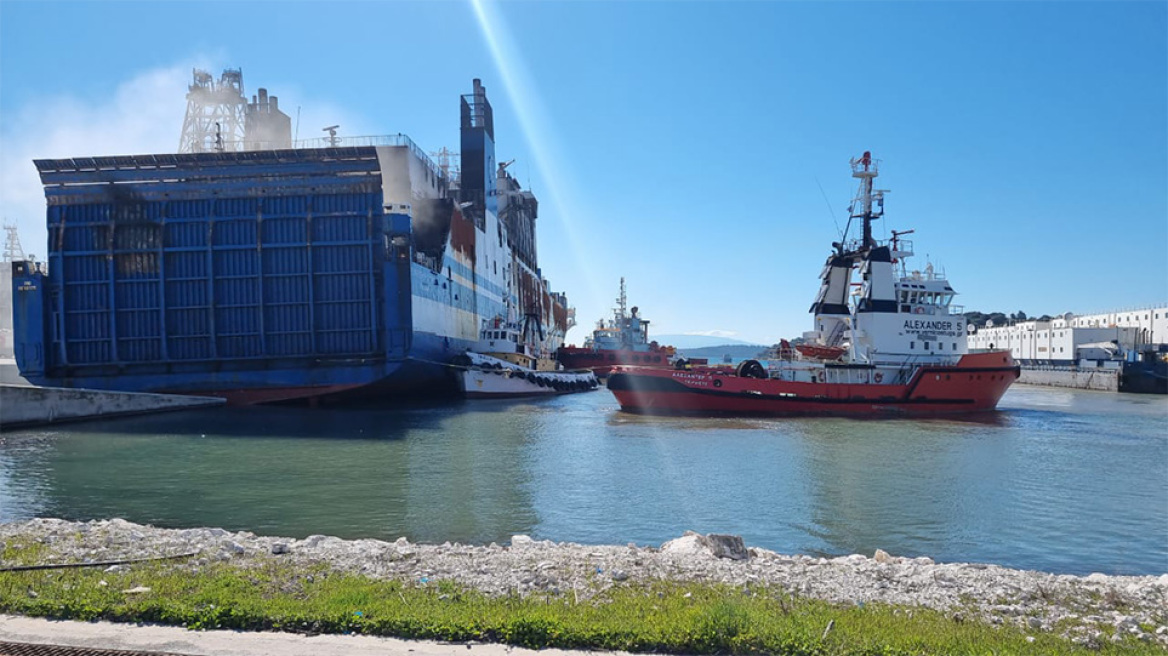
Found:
[0,402,539,544]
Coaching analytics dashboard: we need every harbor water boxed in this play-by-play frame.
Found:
[0,385,1164,576]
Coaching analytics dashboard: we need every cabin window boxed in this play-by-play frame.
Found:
[938,342,944,350]
[909,292,918,304]
[952,343,957,350]
[910,341,915,350]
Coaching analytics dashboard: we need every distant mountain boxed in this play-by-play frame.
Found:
[654,334,765,349]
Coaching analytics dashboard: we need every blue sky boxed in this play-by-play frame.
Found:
[2,1,1165,345]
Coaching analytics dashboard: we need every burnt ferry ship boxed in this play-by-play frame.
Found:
[10,76,574,404]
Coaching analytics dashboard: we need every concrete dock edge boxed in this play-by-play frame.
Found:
[0,385,224,430]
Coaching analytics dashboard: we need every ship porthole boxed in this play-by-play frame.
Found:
[633,355,640,363]
[713,379,723,388]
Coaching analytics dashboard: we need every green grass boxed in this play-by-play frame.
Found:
[0,557,1161,655]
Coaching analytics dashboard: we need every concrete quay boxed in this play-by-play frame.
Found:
[1017,366,1119,392]
[0,384,224,430]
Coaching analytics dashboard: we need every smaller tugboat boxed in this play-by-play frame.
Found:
[557,278,676,376]
[608,153,1020,416]
[456,315,598,399]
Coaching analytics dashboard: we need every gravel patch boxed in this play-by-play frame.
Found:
[3,519,1165,649]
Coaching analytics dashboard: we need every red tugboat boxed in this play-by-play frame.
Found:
[557,278,677,377]
[608,153,1020,416]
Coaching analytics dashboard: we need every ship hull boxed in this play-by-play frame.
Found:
[556,347,674,377]
[460,369,598,398]
[608,352,1020,417]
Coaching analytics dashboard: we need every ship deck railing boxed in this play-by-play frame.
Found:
[292,134,446,183]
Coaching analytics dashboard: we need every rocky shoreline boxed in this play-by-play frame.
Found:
[2,519,1165,649]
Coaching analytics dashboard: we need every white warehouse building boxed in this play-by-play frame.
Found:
[968,305,1168,365]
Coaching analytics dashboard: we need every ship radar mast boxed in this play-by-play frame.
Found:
[846,151,889,251]
[616,277,628,322]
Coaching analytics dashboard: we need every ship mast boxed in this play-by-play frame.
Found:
[847,151,887,250]
[616,277,627,322]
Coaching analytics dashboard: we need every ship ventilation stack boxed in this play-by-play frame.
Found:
[245,86,292,151]
[460,78,497,228]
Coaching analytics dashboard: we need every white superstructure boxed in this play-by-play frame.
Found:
[804,153,969,367]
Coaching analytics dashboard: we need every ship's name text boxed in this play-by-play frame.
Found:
[903,319,963,335]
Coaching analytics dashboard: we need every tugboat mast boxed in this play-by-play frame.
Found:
[848,151,886,250]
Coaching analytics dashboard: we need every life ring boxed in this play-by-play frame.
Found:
[816,371,826,383]
[874,372,884,383]
[914,307,924,314]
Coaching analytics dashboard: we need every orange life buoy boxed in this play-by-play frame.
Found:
[874,372,884,383]
[914,307,924,315]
